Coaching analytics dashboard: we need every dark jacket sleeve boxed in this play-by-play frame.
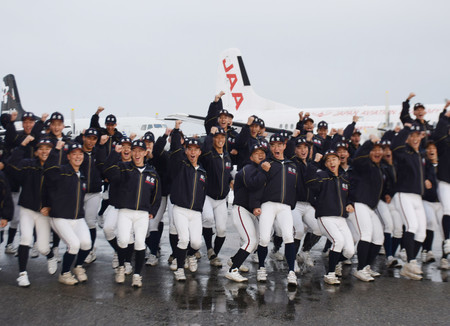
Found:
[432,112,449,141]
[204,99,222,134]
[90,113,101,129]
[305,161,321,194]
[352,140,373,171]
[400,100,414,125]
[0,172,14,221]
[102,151,121,184]
[149,171,162,216]
[343,122,356,141]
[5,147,26,186]
[392,127,410,152]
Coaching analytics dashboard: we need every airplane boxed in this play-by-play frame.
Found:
[1,74,168,140]
[166,48,445,137]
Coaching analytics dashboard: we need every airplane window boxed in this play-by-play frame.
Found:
[279,124,283,128]
[285,124,288,129]
[141,125,146,131]
[290,124,294,129]
[147,124,153,129]
[154,124,162,128]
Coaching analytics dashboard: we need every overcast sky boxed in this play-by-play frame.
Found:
[2,0,449,122]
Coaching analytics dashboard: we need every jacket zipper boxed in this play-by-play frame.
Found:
[75,177,80,219]
[220,156,224,198]
[281,161,285,203]
[136,173,143,210]
[190,169,198,210]
[336,177,343,216]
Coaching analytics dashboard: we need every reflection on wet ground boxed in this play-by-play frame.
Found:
[0,213,448,325]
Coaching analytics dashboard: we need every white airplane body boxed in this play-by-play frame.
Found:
[167,48,444,137]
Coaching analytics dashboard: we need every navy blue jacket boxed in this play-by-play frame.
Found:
[103,151,161,216]
[292,156,314,204]
[233,162,266,212]
[80,146,107,193]
[0,171,14,221]
[423,160,439,203]
[380,160,397,202]
[392,127,425,195]
[350,141,384,209]
[306,162,352,218]
[151,134,171,197]
[169,129,207,212]
[432,112,450,183]
[235,125,264,170]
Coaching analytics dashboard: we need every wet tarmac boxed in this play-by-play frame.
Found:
[0,212,449,326]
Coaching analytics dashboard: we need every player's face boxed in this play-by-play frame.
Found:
[213,134,226,150]
[68,149,84,169]
[369,145,383,164]
[295,144,309,160]
[351,133,361,145]
[185,145,201,165]
[144,140,154,155]
[22,118,35,134]
[407,132,422,151]
[121,143,132,161]
[383,147,392,161]
[304,121,314,132]
[426,144,437,161]
[317,127,328,139]
[35,144,52,164]
[50,120,64,137]
[249,124,261,138]
[414,107,426,120]
[82,135,98,151]
[132,147,146,166]
[218,114,228,129]
[270,142,286,160]
[106,123,116,136]
[250,149,266,164]
[325,155,340,176]
[337,147,349,164]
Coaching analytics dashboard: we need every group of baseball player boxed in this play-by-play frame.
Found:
[0,91,449,289]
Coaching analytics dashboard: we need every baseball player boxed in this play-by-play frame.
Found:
[6,138,59,286]
[235,116,264,170]
[200,126,233,267]
[306,150,355,285]
[43,142,92,285]
[254,133,298,286]
[103,140,161,287]
[169,122,207,281]
[392,123,427,280]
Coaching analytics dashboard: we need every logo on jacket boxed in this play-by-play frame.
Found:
[342,183,348,191]
[225,162,232,169]
[145,176,155,185]
[199,174,206,183]
[82,183,87,191]
[287,167,297,175]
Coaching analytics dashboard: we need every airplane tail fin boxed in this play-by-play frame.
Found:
[216,48,296,121]
[2,74,26,119]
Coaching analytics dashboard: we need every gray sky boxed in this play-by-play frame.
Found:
[2,0,449,121]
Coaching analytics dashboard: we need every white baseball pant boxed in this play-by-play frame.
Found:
[50,218,92,255]
[103,205,119,241]
[117,209,148,250]
[173,205,202,250]
[148,196,167,236]
[202,196,228,237]
[318,216,355,258]
[437,180,450,216]
[292,201,320,240]
[84,192,102,229]
[393,192,427,242]
[9,192,21,229]
[19,207,51,255]
[348,202,384,245]
[232,205,259,254]
[423,200,444,238]
[259,202,294,247]
[375,200,403,238]
[168,195,177,235]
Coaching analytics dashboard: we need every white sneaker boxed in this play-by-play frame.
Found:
[287,271,297,286]
[174,268,186,281]
[270,250,284,261]
[409,260,423,275]
[379,246,386,255]
[444,239,450,255]
[124,262,133,275]
[47,257,58,275]
[188,255,198,272]
[73,265,88,282]
[353,269,374,282]
[386,256,398,268]
[257,267,267,282]
[422,250,435,263]
[84,249,97,264]
[226,258,249,273]
[399,248,407,262]
[364,265,380,277]
[210,256,223,267]
[298,251,314,267]
[53,247,61,262]
[335,262,343,277]
[115,266,125,283]
[5,244,16,254]
[146,254,158,266]
[170,258,178,271]
[31,244,39,258]
[226,268,248,283]
[440,258,449,270]
[324,272,340,285]
[207,248,216,260]
[400,263,422,280]
[17,272,30,287]
[112,253,119,269]
[251,253,259,264]
[59,272,79,285]
[131,274,142,287]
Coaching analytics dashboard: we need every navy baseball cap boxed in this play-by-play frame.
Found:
[251,116,264,127]
[49,112,64,122]
[353,129,361,135]
[260,139,269,151]
[413,103,425,110]
[218,109,234,119]
[295,137,310,146]
[409,123,424,134]
[250,144,265,154]
[36,139,53,147]
[335,141,348,149]
[186,138,201,148]
[68,143,83,153]
[269,133,285,144]
[132,140,146,151]
[381,140,391,147]
[304,117,314,124]
[259,119,265,129]
[105,114,117,125]
[318,121,328,129]
[143,131,155,142]
[213,127,226,136]
[44,120,51,129]
[120,137,132,145]
[84,128,98,138]
[324,149,339,160]
[22,112,34,121]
